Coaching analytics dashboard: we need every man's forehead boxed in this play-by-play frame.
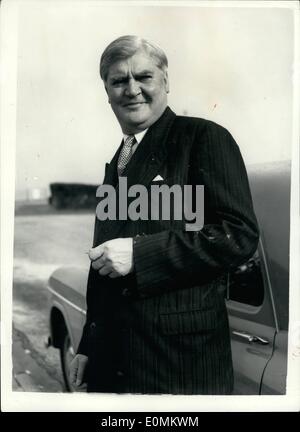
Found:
[107,52,159,77]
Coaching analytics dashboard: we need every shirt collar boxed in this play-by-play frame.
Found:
[123,128,148,145]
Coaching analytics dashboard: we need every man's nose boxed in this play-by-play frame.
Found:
[124,78,141,97]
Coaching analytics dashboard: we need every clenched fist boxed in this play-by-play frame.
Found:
[89,238,134,278]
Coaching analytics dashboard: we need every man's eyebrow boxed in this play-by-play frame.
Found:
[109,69,155,81]
[135,69,154,75]
[109,73,127,80]
[111,70,153,77]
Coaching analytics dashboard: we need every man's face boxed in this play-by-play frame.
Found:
[104,49,169,134]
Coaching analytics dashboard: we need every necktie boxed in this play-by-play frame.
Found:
[117,135,136,176]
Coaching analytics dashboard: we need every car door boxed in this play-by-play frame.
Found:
[226,238,278,395]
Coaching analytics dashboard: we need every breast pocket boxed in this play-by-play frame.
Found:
[147,178,184,229]
[159,309,217,335]
[159,309,217,353]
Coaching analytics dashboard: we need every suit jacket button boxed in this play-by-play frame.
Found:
[122,288,132,297]
[90,322,96,334]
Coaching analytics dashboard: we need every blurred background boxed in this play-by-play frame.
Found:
[12,2,293,392]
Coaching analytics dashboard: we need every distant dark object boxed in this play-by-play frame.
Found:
[49,183,98,209]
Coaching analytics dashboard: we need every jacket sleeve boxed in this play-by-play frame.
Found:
[76,216,102,356]
[132,121,259,298]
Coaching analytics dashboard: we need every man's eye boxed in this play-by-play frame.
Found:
[139,75,152,81]
[112,79,126,85]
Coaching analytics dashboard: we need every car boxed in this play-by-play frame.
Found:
[46,160,290,394]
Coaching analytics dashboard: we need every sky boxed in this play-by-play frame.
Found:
[14,2,294,199]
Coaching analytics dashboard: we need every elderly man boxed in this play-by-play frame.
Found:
[70,35,259,394]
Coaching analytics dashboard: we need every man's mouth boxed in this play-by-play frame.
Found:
[123,102,147,108]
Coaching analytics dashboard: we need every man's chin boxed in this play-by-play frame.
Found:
[117,104,167,133]
[124,104,149,119]
[122,111,152,130]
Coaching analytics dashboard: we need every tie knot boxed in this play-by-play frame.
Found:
[117,135,136,176]
[124,135,136,148]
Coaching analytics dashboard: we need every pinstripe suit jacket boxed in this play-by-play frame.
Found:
[77,107,259,394]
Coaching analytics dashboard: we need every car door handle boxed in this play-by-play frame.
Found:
[232,331,269,345]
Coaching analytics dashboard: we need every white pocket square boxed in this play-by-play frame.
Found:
[152,174,164,181]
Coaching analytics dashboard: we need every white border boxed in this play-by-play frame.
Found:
[1,0,18,410]
[1,0,299,412]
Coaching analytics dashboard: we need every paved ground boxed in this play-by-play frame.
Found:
[13,325,63,392]
[12,203,95,392]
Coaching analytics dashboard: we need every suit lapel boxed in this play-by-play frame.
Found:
[123,106,177,188]
[102,106,177,239]
[102,143,123,187]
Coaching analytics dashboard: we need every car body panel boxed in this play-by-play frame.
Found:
[229,315,276,394]
[226,161,290,394]
[48,267,88,352]
[226,239,278,394]
[247,161,290,331]
[260,330,288,395]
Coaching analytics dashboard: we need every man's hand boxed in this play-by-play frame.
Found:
[69,354,88,391]
[89,238,134,278]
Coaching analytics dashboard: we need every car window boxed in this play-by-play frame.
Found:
[227,250,264,306]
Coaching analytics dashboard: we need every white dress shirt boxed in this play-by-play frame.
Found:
[122,129,148,156]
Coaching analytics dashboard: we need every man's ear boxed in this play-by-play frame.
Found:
[104,84,111,104]
[164,70,170,94]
